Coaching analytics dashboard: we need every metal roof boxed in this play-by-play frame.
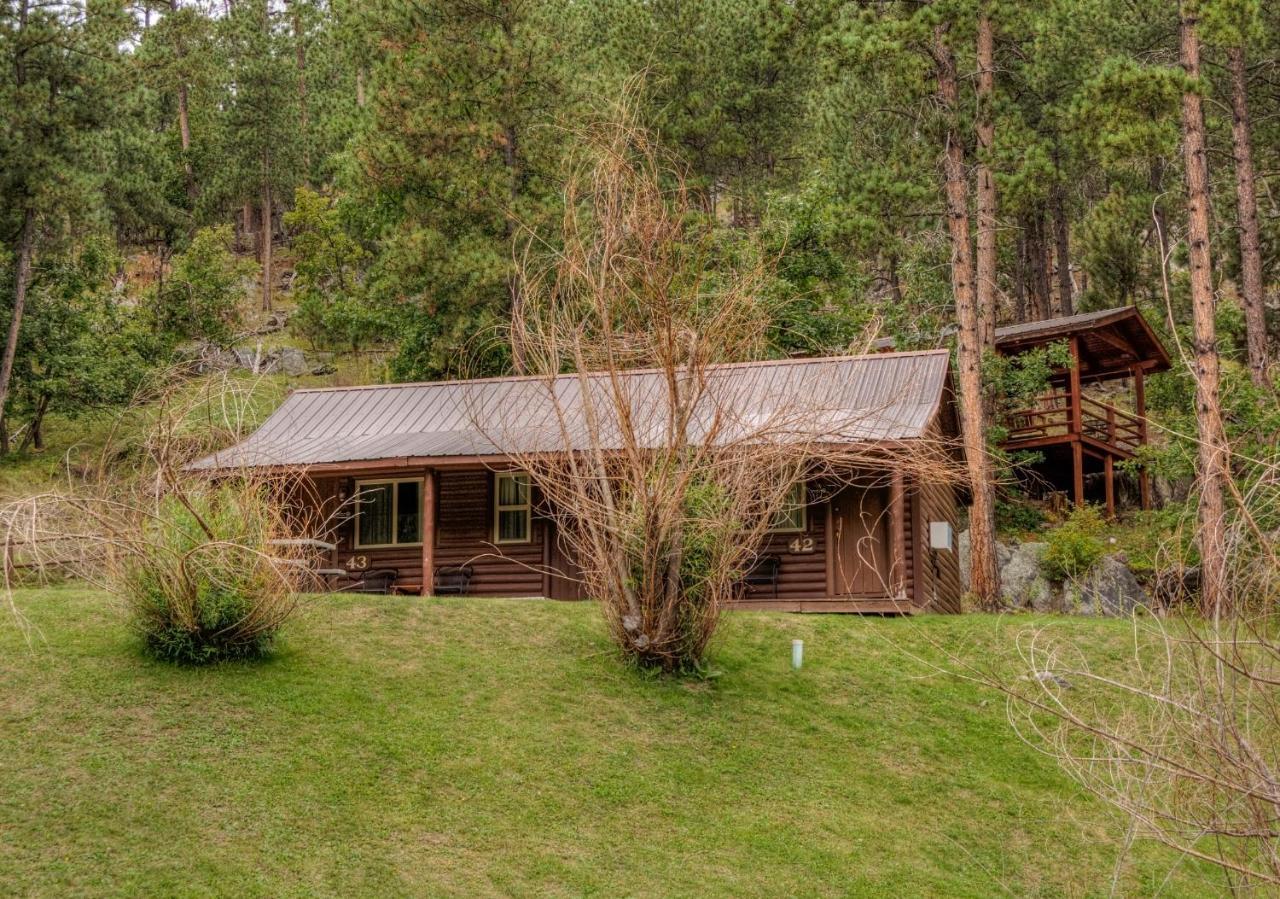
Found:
[190,350,954,471]
[994,305,1171,378]
[995,306,1136,343]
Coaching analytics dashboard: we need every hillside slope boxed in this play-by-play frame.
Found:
[0,588,1213,897]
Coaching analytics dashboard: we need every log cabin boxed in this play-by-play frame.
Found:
[190,351,965,613]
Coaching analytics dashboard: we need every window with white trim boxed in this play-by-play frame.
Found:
[354,478,423,548]
[494,472,531,544]
[769,482,807,533]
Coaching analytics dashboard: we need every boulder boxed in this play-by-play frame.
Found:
[957,528,1150,616]
[1062,554,1151,616]
[272,347,310,376]
[178,340,319,377]
[1000,542,1054,611]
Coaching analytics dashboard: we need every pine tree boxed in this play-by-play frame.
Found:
[354,0,572,379]
[0,1,132,449]
[1179,1,1230,616]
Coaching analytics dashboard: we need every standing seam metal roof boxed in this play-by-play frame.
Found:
[189,350,954,470]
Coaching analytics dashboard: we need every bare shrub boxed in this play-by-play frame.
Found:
[111,482,300,663]
[1003,450,1280,888]
[1,371,321,662]
[474,98,961,672]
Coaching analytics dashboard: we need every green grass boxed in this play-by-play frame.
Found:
[1,587,1214,897]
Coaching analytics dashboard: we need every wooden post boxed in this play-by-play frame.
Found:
[1070,337,1084,507]
[1068,336,1083,436]
[1072,441,1085,508]
[1104,455,1115,519]
[420,468,436,596]
[889,472,907,601]
[1133,364,1151,510]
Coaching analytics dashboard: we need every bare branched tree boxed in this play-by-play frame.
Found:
[0,372,332,656]
[471,97,962,671]
[1000,441,1280,887]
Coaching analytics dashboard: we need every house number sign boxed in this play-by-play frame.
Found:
[346,555,369,571]
[788,536,815,554]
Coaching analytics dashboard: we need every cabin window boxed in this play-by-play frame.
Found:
[354,478,422,548]
[494,472,531,544]
[769,482,807,533]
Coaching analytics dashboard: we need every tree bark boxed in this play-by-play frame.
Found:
[289,0,310,180]
[886,253,903,305]
[1052,180,1073,316]
[171,0,196,203]
[1227,45,1267,386]
[1149,158,1172,286]
[18,393,48,453]
[260,174,273,312]
[974,8,998,350]
[933,25,1000,607]
[1035,211,1052,319]
[0,208,35,450]
[1014,229,1028,323]
[1180,9,1230,617]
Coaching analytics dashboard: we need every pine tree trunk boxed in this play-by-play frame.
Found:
[289,0,310,180]
[886,253,903,305]
[171,0,196,203]
[933,25,1000,607]
[1052,181,1073,316]
[1033,211,1052,319]
[974,8,998,350]
[1228,45,1267,386]
[1149,158,1172,282]
[260,176,273,312]
[1180,9,1230,617]
[1014,229,1029,323]
[0,208,35,446]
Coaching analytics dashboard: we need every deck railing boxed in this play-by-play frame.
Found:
[1002,390,1144,456]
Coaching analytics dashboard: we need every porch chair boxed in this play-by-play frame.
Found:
[740,556,781,599]
[433,565,474,596]
[336,568,398,595]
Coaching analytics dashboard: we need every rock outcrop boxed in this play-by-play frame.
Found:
[180,341,334,377]
[959,529,1151,615]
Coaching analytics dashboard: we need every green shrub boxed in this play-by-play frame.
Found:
[1041,506,1107,581]
[996,497,1046,536]
[152,225,257,345]
[115,483,298,664]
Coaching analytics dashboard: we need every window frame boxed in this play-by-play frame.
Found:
[353,477,424,549]
[768,481,808,533]
[493,471,532,545]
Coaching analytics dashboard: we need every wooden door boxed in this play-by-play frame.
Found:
[830,484,892,596]
[546,524,585,600]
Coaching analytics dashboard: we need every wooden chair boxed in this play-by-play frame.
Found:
[741,556,781,599]
[433,565,474,596]
[336,568,398,594]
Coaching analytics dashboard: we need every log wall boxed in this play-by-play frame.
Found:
[298,465,961,613]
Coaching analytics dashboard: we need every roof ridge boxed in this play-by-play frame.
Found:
[288,348,951,395]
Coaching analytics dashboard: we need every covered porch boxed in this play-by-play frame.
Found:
[995,307,1171,516]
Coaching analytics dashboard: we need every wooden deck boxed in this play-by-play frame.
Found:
[992,307,1167,516]
[1001,383,1150,515]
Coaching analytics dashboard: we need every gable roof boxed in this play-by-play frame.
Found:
[190,350,955,471]
[994,305,1171,379]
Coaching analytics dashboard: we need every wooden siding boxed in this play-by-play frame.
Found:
[296,465,961,613]
[314,467,545,596]
[912,477,963,613]
[734,494,830,608]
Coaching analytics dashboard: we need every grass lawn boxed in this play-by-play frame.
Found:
[1,588,1214,897]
